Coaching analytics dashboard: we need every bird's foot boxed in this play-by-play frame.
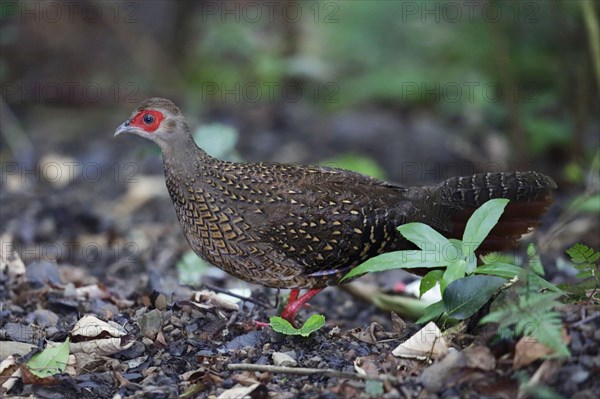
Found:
[253,288,324,329]
[280,288,324,325]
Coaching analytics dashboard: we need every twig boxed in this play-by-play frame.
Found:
[200,283,272,309]
[571,312,600,328]
[227,363,399,383]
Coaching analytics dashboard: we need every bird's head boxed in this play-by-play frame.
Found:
[114,98,190,149]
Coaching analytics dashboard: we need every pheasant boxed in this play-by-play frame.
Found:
[115,98,556,323]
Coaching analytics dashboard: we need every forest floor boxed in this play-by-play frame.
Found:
[1,105,599,398]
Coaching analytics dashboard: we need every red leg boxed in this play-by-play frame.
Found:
[288,288,300,303]
[281,288,324,324]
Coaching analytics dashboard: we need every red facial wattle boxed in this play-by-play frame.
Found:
[130,110,164,133]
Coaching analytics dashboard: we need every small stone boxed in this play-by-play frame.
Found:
[138,309,163,340]
[26,261,63,287]
[0,341,36,358]
[26,309,59,327]
[272,352,297,367]
[152,293,168,310]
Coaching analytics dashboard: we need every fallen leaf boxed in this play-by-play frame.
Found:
[71,315,127,339]
[0,355,21,393]
[0,234,26,279]
[217,382,264,399]
[25,338,70,378]
[513,336,553,368]
[70,315,134,356]
[392,322,448,359]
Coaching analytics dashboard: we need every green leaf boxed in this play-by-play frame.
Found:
[440,259,467,293]
[475,262,522,278]
[461,198,509,253]
[481,292,569,358]
[527,244,544,275]
[398,223,455,258]
[341,250,448,282]
[26,338,70,378]
[415,300,445,324]
[465,252,478,274]
[481,252,519,265]
[371,293,430,320]
[269,314,325,337]
[568,193,600,214]
[420,270,443,297]
[448,238,465,262]
[325,154,386,179]
[566,243,600,264]
[443,275,506,319]
[528,273,565,294]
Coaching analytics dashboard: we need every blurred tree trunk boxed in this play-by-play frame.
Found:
[489,14,530,168]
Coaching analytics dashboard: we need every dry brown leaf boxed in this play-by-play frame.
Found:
[70,338,133,356]
[392,321,448,360]
[71,315,127,339]
[70,315,133,356]
[19,364,58,386]
[216,382,261,399]
[513,337,554,368]
[0,355,21,393]
[464,346,496,371]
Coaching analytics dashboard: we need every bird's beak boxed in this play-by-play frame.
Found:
[114,120,132,137]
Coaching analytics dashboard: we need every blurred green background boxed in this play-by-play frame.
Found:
[1,0,598,190]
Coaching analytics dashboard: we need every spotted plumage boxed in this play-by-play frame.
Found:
[115,98,556,290]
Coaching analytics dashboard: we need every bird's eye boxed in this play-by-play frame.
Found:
[143,114,154,124]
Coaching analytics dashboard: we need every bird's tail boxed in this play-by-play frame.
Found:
[430,171,556,252]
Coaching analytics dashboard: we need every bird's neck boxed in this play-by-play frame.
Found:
[160,132,216,181]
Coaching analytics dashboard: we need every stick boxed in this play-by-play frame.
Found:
[198,283,273,308]
[227,363,399,383]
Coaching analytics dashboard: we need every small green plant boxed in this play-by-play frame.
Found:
[26,338,70,378]
[341,198,570,357]
[564,243,600,299]
[341,199,561,324]
[480,252,570,357]
[269,314,326,337]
